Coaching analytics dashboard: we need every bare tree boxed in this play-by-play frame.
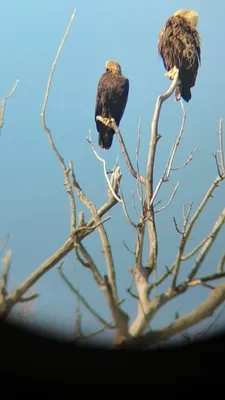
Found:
[1,9,225,349]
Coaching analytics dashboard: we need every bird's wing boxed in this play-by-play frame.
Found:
[158,17,200,71]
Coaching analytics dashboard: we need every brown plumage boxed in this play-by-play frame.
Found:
[95,60,129,150]
[158,9,201,102]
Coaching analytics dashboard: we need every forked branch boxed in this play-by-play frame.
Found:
[150,100,187,208]
[96,116,145,184]
[40,9,77,230]
[126,281,225,349]
[57,262,113,329]
[145,72,179,271]
[87,135,138,228]
[172,168,225,288]
[187,207,225,281]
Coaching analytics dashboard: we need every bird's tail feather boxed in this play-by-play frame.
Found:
[175,84,191,102]
[98,128,114,150]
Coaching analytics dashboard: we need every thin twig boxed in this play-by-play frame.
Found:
[19,293,39,303]
[70,162,118,300]
[80,325,114,340]
[171,169,225,289]
[87,134,138,228]
[0,80,19,130]
[120,189,138,228]
[75,217,111,232]
[172,146,198,171]
[57,263,113,328]
[136,118,144,203]
[173,217,184,234]
[181,236,209,261]
[103,275,130,345]
[187,271,225,286]
[41,9,76,120]
[40,10,77,231]
[200,282,216,290]
[127,288,139,300]
[150,102,187,207]
[96,116,145,185]
[131,191,140,217]
[155,182,179,213]
[0,235,9,255]
[75,246,89,268]
[87,136,121,203]
[75,242,104,288]
[73,257,82,338]
[148,264,175,292]
[212,152,223,178]
[122,240,135,255]
[218,119,225,173]
[75,181,119,242]
[183,201,193,228]
[172,202,193,288]
[187,208,225,281]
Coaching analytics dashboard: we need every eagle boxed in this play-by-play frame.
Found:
[95,60,129,150]
[158,9,201,102]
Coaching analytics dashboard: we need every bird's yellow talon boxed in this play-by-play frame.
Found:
[165,66,179,79]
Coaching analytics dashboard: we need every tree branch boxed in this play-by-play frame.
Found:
[19,293,39,303]
[171,164,225,288]
[0,80,19,130]
[87,134,122,203]
[218,119,225,173]
[128,285,184,338]
[181,236,209,261]
[0,235,9,255]
[96,116,145,184]
[148,264,175,292]
[87,135,138,228]
[172,202,193,288]
[154,181,179,213]
[136,118,144,203]
[126,281,225,349]
[70,161,119,300]
[187,271,225,286]
[0,250,12,306]
[187,207,225,281]
[75,242,104,287]
[145,72,179,271]
[150,101,186,208]
[103,275,130,346]
[57,263,113,329]
[172,146,198,171]
[40,9,77,231]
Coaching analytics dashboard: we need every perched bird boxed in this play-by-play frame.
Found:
[95,60,129,150]
[158,9,201,102]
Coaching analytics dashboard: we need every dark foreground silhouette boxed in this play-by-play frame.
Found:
[0,318,224,393]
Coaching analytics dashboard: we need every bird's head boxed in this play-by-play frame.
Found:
[105,60,122,75]
[173,9,199,27]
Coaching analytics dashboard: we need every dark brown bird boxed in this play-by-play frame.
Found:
[158,9,201,102]
[95,60,129,149]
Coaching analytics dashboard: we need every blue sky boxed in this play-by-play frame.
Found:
[0,0,225,343]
